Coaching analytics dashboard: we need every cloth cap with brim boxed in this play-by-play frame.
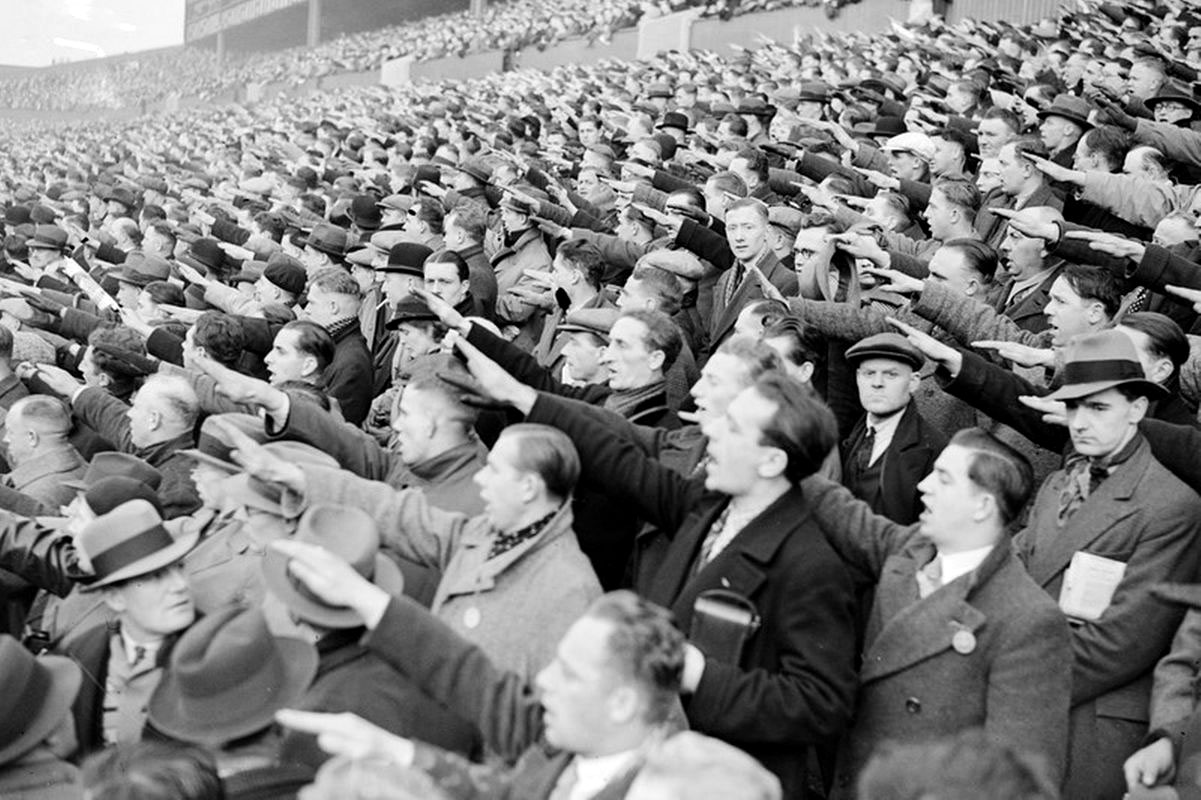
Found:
[179,413,267,474]
[381,242,433,275]
[1044,329,1168,401]
[882,132,936,162]
[768,206,807,238]
[346,246,376,268]
[78,499,200,591]
[385,295,440,329]
[179,238,227,274]
[147,605,318,746]
[557,307,618,341]
[0,637,81,764]
[262,505,404,628]
[264,261,307,296]
[103,187,137,208]
[846,332,925,371]
[1036,95,1094,130]
[61,451,163,493]
[25,225,69,252]
[376,194,414,213]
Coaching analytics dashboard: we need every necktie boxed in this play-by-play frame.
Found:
[131,645,147,668]
[548,758,578,800]
[916,558,942,599]
[853,426,876,477]
[693,507,732,575]
[723,263,745,307]
[1055,457,1108,526]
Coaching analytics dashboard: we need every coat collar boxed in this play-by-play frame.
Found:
[7,445,85,489]
[137,432,196,467]
[1025,435,1152,586]
[438,502,576,597]
[407,439,487,484]
[860,538,1010,683]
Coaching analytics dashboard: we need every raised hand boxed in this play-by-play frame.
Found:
[275,709,415,764]
[411,287,468,333]
[214,416,305,491]
[860,266,922,295]
[192,355,288,417]
[972,340,1057,369]
[268,539,388,627]
[1062,229,1146,262]
[885,316,963,377]
[447,331,536,414]
[1018,394,1067,426]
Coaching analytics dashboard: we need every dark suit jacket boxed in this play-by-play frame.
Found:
[802,478,1072,796]
[707,250,798,350]
[840,402,946,525]
[324,322,372,426]
[528,392,857,798]
[363,595,644,800]
[991,263,1063,334]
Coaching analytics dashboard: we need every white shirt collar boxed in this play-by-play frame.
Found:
[936,545,994,586]
[119,629,163,668]
[571,749,641,800]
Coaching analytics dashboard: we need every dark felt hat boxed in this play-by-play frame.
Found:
[62,452,163,493]
[77,499,199,590]
[1037,94,1094,130]
[25,225,69,252]
[179,237,227,274]
[380,242,433,276]
[0,636,81,765]
[1045,329,1167,401]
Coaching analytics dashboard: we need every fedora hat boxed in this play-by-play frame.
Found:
[303,224,348,259]
[221,442,338,517]
[83,476,163,519]
[0,636,81,765]
[846,332,925,371]
[1045,329,1168,402]
[557,307,618,342]
[62,451,163,493]
[1037,94,1094,131]
[384,295,440,329]
[179,237,227,274]
[656,111,690,133]
[115,253,173,287]
[78,499,199,591]
[861,116,908,139]
[1146,84,1201,116]
[380,242,433,276]
[25,224,69,252]
[179,413,267,474]
[147,605,318,746]
[263,505,404,628]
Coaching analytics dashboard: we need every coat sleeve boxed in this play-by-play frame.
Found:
[71,387,134,452]
[157,363,246,416]
[571,229,648,271]
[676,219,734,272]
[787,298,917,342]
[465,323,607,405]
[1068,493,1201,705]
[1079,172,1176,229]
[985,599,1073,786]
[801,475,920,581]
[1135,119,1201,169]
[0,510,84,596]
[527,392,699,534]
[287,464,469,571]
[1140,418,1201,496]
[267,395,394,481]
[911,280,1049,349]
[364,595,545,763]
[1149,608,1201,731]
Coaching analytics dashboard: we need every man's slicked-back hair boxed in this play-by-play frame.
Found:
[752,371,837,484]
[619,309,683,371]
[586,590,684,725]
[947,428,1033,527]
[500,423,581,501]
[715,335,785,384]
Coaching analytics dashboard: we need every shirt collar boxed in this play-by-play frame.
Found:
[936,545,994,586]
[573,748,641,798]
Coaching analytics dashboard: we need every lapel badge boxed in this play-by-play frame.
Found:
[463,607,481,629]
[951,629,976,655]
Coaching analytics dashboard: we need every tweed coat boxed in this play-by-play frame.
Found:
[528,392,857,799]
[802,477,1072,797]
[2,446,86,513]
[364,594,649,799]
[990,263,1063,334]
[492,227,553,348]
[707,249,798,351]
[283,465,601,683]
[1015,436,1201,800]
[840,401,946,525]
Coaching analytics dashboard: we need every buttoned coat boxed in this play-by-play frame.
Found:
[802,477,1072,797]
[1015,436,1201,800]
[528,392,857,799]
[708,250,798,351]
[990,263,1063,334]
[840,401,946,525]
[283,465,601,683]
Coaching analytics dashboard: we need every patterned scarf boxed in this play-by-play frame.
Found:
[488,509,557,560]
[1055,432,1142,526]
[602,380,667,419]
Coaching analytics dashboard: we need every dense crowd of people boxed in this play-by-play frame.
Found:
[0,0,841,112]
[0,0,1201,798]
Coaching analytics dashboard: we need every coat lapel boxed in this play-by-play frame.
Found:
[647,498,727,609]
[1025,439,1150,587]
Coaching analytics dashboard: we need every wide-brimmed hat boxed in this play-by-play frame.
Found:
[83,476,163,518]
[846,332,925,371]
[736,98,777,118]
[1045,329,1168,401]
[1037,94,1094,131]
[0,636,81,765]
[263,505,404,628]
[179,237,227,274]
[25,224,69,252]
[179,413,267,474]
[62,452,163,493]
[384,295,440,329]
[78,499,200,590]
[379,242,433,276]
[147,605,318,746]
[115,253,172,287]
[303,224,348,259]
[860,75,907,98]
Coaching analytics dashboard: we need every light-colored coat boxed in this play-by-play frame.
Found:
[285,465,601,681]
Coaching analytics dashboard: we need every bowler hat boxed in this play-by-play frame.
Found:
[25,225,69,252]
[656,111,690,133]
[846,332,925,371]
[147,605,318,746]
[264,260,307,296]
[349,194,382,231]
[263,505,405,628]
[78,499,199,591]
[304,224,347,259]
[1146,84,1201,116]
[0,636,81,765]
[103,186,137,209]
[62,452,163,493]
[1037,95,1094,131]
[115,253,173,287]
[179,237,227,274]
[179,413,268,474]
[380,242,433,276]
[1045,329,1167,401]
